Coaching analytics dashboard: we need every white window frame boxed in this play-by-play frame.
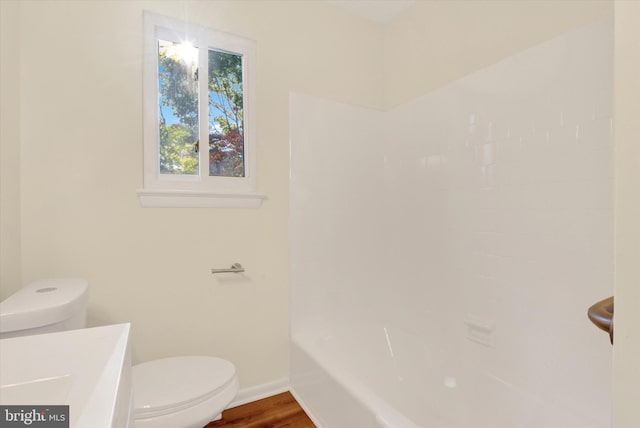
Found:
[138,11,265,208]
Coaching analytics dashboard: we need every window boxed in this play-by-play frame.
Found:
[138,12,264,208]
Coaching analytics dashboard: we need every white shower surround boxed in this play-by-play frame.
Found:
[290,17,613,428]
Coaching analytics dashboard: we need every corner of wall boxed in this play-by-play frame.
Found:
[613,1,640,426]
[381,0,613,109]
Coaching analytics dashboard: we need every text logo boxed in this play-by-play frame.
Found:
[0,406,69,427]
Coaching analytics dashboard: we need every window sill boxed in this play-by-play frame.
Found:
[137,189,266,208]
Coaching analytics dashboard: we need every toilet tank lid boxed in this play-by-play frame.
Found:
[0,278,88,333]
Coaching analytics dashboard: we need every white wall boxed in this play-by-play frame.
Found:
[383,0,613,107]
[613,1,640,426]
[0,0,21,297]
[291,17,613,427]
[9,0,382,389]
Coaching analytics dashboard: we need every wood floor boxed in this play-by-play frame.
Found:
[205,392,316,428]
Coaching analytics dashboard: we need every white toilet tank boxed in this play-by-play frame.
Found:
[0,278,88,339]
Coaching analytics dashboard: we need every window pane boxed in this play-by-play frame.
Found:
[208,49,245,177]
[158,39,199,175]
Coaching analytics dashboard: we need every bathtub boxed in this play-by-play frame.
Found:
[290,333,421,428]
[290,321,610,428]
[289,322,489,428]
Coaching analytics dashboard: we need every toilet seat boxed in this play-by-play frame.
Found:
[133,356,238,426]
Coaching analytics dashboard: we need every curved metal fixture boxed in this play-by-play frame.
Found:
[587,296,614,345]
[211,263,245,274]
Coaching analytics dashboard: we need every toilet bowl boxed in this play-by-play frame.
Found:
[0,278,239,427]
[133,356,239,428]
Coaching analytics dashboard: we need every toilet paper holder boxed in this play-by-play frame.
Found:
[211,263,245,274]
[211,263,244,273]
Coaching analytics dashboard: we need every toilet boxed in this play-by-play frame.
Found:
[0,278,239,428]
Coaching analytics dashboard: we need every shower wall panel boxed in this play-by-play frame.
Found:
[290,17,613,428]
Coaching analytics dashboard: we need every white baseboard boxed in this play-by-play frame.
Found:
[227,377,290,409]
